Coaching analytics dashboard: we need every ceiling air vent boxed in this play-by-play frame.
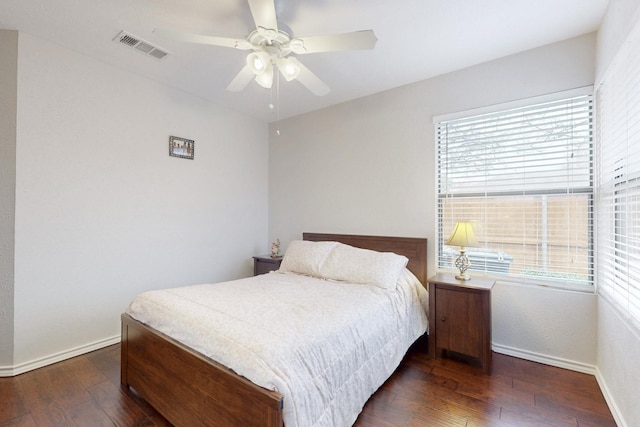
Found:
[113,31,170,60]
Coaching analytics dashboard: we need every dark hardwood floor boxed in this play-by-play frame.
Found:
[1,344,616,426]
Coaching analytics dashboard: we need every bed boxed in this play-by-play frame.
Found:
[121,232,428,426]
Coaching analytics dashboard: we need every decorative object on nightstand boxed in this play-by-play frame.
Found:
[445,221,479,280]
[427,273,495,374]
[253,255,283,276]
[271,238,281,257]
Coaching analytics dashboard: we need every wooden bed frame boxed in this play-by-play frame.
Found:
[121,233,427,427]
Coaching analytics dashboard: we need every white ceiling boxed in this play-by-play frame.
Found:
[1,0,609,123]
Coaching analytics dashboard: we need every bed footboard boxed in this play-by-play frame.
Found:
[121,314,284,427]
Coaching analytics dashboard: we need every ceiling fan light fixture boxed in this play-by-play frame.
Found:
[247,51,271,74]
[278,57,300,81]
[255,66,274,88]
[162,0,376,96]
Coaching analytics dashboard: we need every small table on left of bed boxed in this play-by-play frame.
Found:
[253,255,283,276]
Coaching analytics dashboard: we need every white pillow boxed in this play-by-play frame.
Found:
[320,242,409,290]
[279,240,337,277]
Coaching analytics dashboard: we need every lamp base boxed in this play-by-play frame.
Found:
[453,251,472,281]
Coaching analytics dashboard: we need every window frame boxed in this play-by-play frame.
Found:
[595,18,640,331]
[434,87,595,291]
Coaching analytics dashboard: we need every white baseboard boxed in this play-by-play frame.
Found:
[0,335,120,377]
[595,367,628,427]
[492,342,597,375]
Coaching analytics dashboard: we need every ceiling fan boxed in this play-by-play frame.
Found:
[154,0,377,96]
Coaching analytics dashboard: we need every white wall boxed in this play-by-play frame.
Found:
[597,301,640,427]
[596,0,640,84]
[270,33,598,370]
[595,1,640,426]
[5,32,269,373]
[492,281,597,372]
[0,30,18,367]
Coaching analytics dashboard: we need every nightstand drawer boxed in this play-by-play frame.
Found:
[253,255,283,276]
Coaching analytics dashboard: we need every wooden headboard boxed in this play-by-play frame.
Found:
[303,232,428,285]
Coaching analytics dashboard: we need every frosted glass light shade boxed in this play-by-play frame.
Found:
[278,58,301,81]
[247,52,271,74]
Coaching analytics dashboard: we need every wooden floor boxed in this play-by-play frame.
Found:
[0,344,616,427]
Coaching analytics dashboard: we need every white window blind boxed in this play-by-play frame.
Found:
[436,91,594,288]
[596,20,640,328]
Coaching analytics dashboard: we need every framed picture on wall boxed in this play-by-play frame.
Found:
[169,136,195,160]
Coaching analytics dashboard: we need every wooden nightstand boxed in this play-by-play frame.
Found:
[427,273,495,374]
[253,255,283,276]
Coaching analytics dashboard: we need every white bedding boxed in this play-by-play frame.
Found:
[125,269,429,427]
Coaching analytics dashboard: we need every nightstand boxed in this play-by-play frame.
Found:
[427,273,495,374]
[253,255,283,276]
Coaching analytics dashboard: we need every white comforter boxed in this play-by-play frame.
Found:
[125,269,429,427]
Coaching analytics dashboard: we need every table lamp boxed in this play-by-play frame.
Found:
[445,221,479,280]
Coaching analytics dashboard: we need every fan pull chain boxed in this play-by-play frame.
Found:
[276,71,281,135]
[267,72,280,136]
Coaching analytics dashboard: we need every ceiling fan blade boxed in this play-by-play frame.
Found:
[153,28,252,50]
[288,57,330,96]
[292,30,377,54]
[226,65,255,92]
[248,0,278,32]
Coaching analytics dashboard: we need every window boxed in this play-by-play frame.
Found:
[436,89,594,288]
[596,20,640,329]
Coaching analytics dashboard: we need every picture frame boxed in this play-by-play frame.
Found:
[169,136,195,160]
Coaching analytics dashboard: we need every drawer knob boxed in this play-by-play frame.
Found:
[440,317,447,322]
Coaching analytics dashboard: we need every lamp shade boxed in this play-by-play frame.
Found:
[254,66,274,88]
[246,51,271,74]
[277,57,301,81]
[445,221,479,248]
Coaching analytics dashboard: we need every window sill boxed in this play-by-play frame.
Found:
[436,269,595,294]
